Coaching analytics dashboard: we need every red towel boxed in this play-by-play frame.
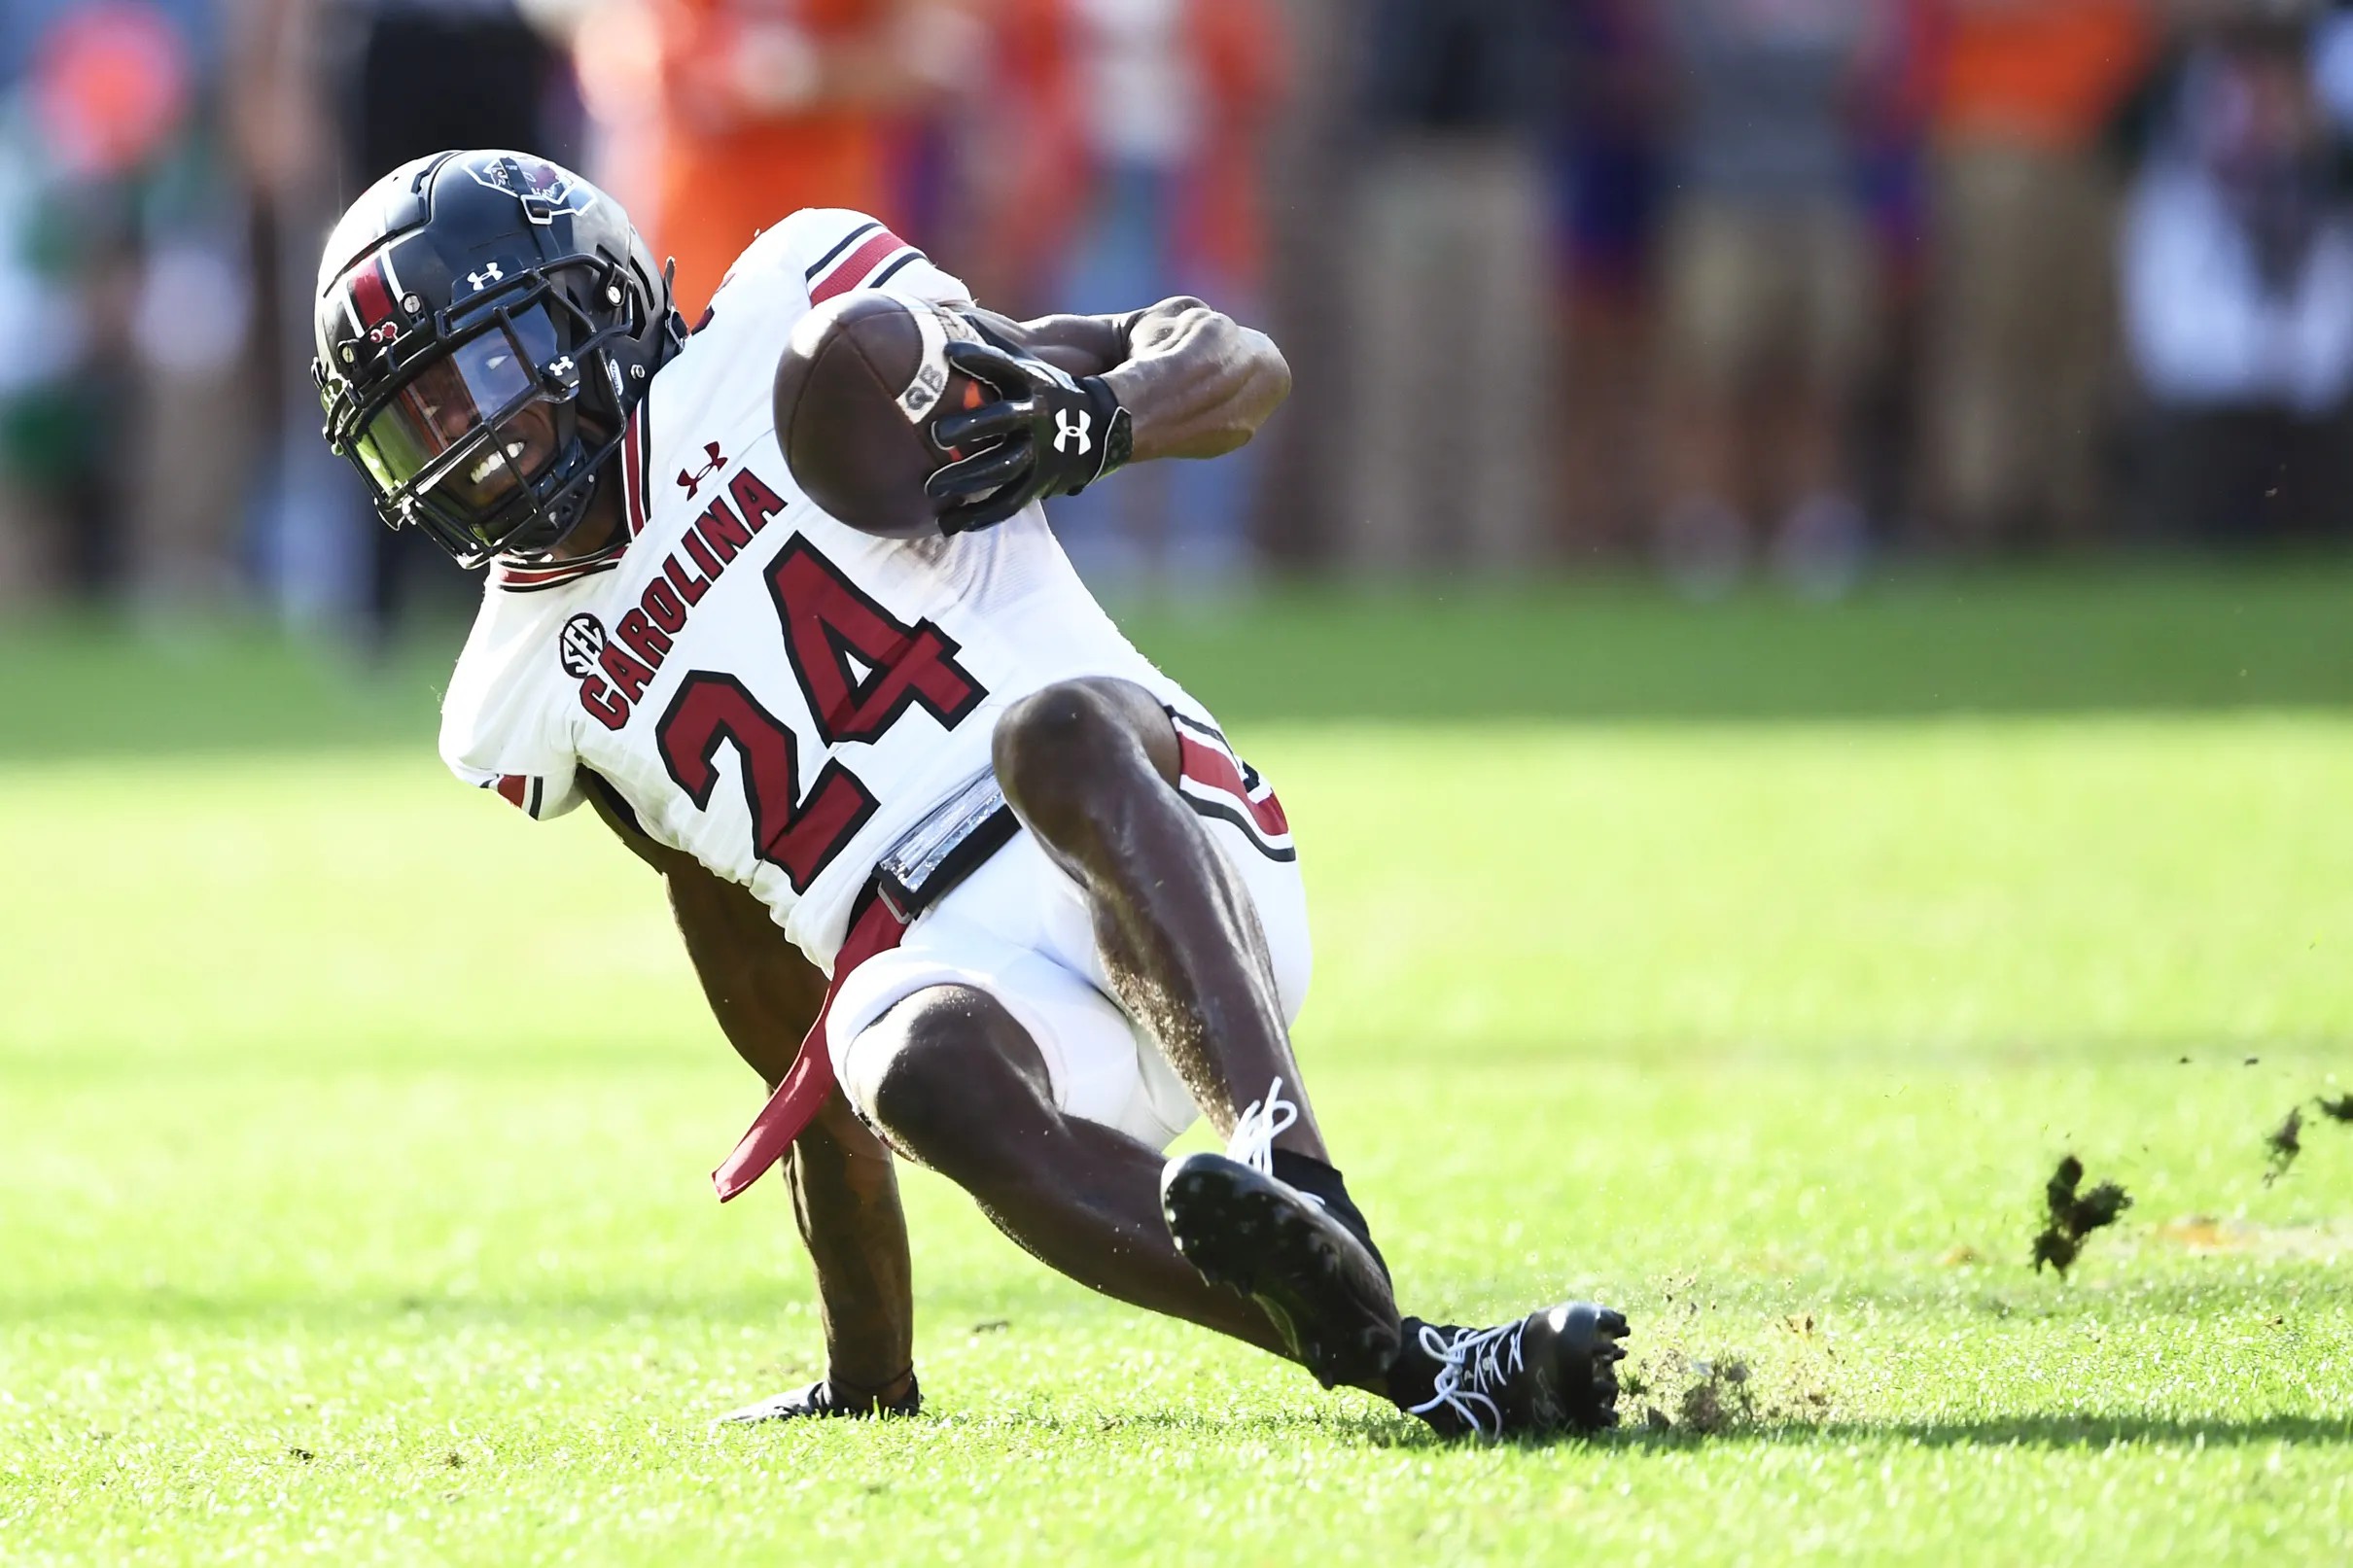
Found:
[711,893,907,1202]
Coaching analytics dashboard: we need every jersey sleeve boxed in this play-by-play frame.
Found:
[714,208,972,316]
[438,588,588,823]
[446,760,583,822]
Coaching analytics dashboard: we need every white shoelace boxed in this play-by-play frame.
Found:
[1226,1077,1299,1178]
[1406,1318,1529,1440]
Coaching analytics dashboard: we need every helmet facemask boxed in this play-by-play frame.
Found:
[323,255,644,568]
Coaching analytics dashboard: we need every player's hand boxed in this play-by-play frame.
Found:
[926,334,1133,535]
[712,1373,922,1425]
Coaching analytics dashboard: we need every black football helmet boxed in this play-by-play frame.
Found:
[313,150,684,567]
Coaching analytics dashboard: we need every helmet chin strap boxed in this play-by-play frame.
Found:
[480,303,631,563]
[542,457,631,562]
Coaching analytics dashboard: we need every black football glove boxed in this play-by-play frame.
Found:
[926,334,1133,536]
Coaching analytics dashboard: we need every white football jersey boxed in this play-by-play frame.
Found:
[439,209,1209,969]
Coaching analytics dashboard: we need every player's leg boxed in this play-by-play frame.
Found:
[842,981,1630,1433]
[989,679,1412,1385]
[840,982,1356,1379]
[989,678,1325,1156]
[986,679,1634,1428]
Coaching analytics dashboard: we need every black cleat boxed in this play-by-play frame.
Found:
[1161,1149,1402,1389]
[712,1375,922,1426]
[1399,1304,1631,1439]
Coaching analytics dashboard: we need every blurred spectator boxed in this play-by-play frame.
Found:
[0,6,92,605]
[23,0,2353,629]
[341,1,565,192]
[121,0,255,614]
[1923,0,2154,552]
[2123,13,2353,542]
[577,0,970,321]
[0,130,94,606]
[996,0,1286,591]
[1836,0,1942,544]
[0,0,240,610]
[1346,0,1558,576]
[236,0,573,643]
[1653,0,1885,598]
[950,0,1086,312]
[1549,0,1664,557]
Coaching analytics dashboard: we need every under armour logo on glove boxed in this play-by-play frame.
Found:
[925,330,1133,536]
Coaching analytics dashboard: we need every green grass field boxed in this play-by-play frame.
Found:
[5,570,2352,1563]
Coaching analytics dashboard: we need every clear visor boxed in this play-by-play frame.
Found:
[353,309,564,514]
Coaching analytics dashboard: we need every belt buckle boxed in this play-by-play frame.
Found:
[874,870,918,924]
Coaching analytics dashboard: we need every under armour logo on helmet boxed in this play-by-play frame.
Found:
[546,356,576,379]
[1053,409,1093,456]
[468,263,505,293]
[677,441,727,499]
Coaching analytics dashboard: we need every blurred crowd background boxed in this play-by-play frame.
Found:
[5,0,2353,639]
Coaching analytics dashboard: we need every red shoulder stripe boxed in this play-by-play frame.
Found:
[809,231,910,304]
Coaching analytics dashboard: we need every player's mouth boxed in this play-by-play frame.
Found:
[471,439,529,487]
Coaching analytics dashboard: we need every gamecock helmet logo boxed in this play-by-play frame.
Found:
[468,156,596,226]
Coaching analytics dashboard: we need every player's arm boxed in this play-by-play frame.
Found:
[926,299,1293,533]
[579,775,917,1411]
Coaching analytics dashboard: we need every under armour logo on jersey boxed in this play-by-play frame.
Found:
[468,263,505,293]
[677,441,727,499]
[558,612,607,678]
[1053,409,1093,456]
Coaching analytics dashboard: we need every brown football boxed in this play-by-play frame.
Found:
[772,291,993,540]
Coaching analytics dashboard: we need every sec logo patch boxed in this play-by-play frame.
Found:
[559,612,606,678]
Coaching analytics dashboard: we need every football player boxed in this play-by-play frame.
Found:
[312,150,1629,1439]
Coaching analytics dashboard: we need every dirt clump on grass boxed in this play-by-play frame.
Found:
[2259,1094,2353,1185]
[1673,1358,1754,1435]
[2265,1107,2304,1186]
[1634,1345,1836,1437]
[2032,1155,2132,1275]
[1626,1291,1833,1437]
[1631,1346,1759,1436]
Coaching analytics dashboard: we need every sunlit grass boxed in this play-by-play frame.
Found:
[2,713,2348,1562]
[4,586,2352,1563]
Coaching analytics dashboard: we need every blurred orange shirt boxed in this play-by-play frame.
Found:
[1934,0,2154,152]
[646,0,903,316]
[985,0,1283,294]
